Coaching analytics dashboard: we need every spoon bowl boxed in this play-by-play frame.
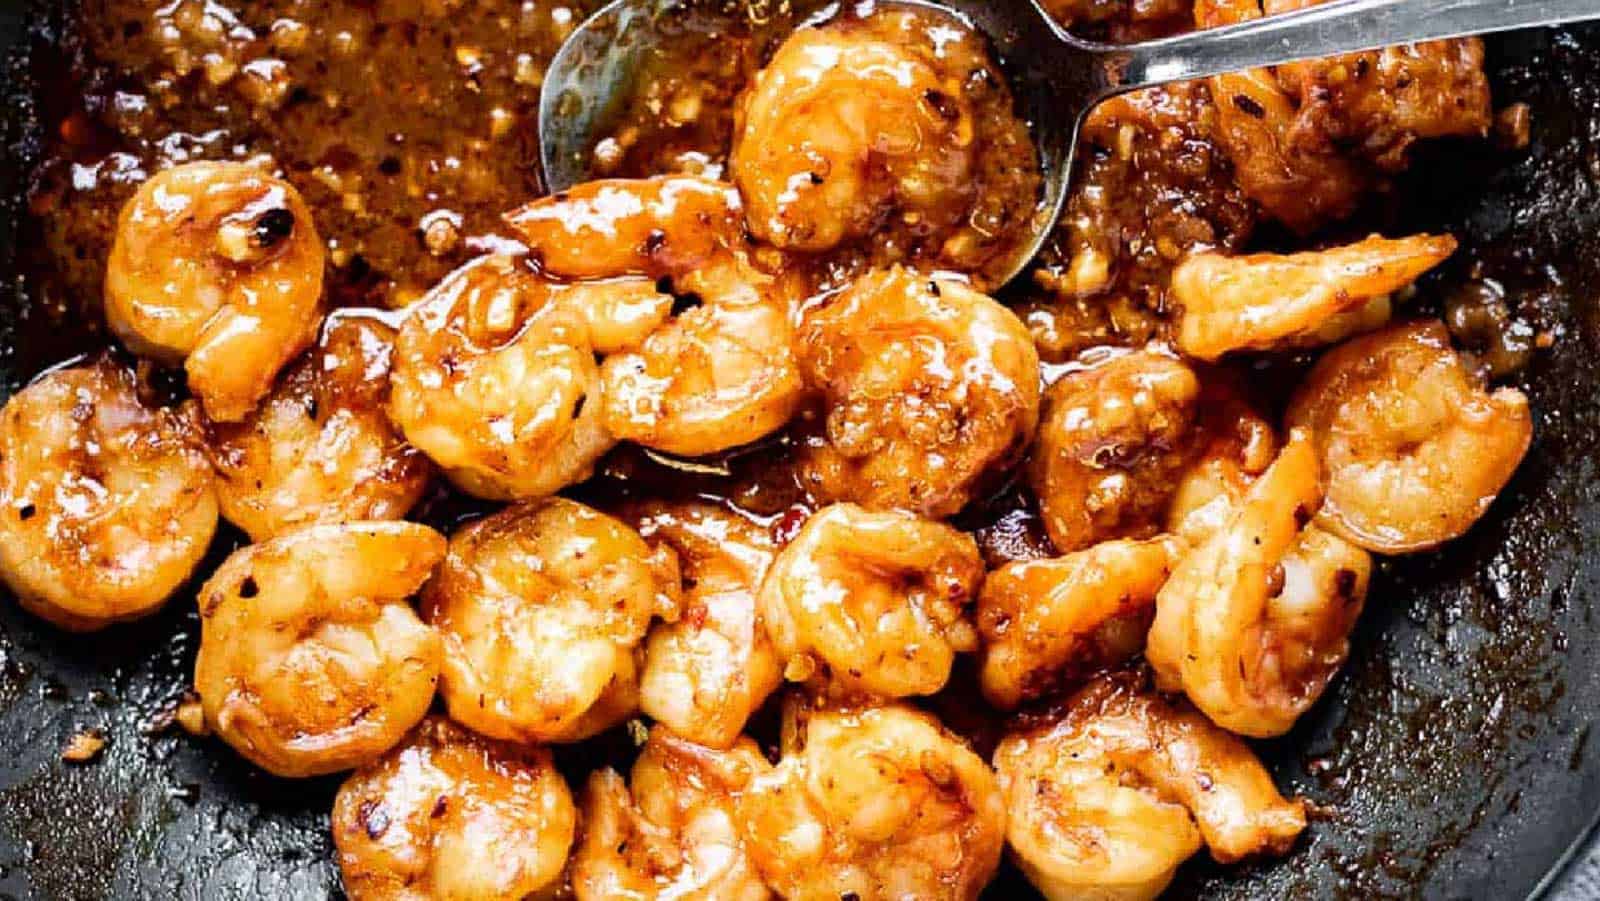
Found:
[540,0,1600,286]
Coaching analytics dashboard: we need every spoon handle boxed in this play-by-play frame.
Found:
[1092,0,1600,91]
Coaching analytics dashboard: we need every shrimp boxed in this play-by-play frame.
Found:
[1028,349,1199,554]
[976,535,1183,710]
[994,673,1306,901]
[729,10,976,255]
[795,268,1041,519]
[388,254,623,501]
[757,503,982,700]
[208,314,432,541]
[737,703,1005,900]
[421,498,679,744]
[193,521,445,777]
[0,358,217,631]
[573,729,771,901]
[505,177,804,456]
[628,501,783,750]
[105,161,325,421]
[1284,318,1532,553]
[1147,434,1370,737]
[1263,0,1491,171]
[1194,0,1369,232]
[1171,233,1457,360]
[332,716,576,901]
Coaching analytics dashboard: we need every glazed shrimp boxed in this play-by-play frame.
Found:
[757,503,982,699]
[977,535,1183,710]
[505,177,804,456]
[1028,349,1200,554]
[193,521,445,777]
[994,674,1306,901]
[1147,434,1369,737]
[332,716,576,901]
[208,314,432,541]
[421,498,679,744]
[737,703,1005,901]
[105,161,325,421]
[1263,0,1491,171]
[628,501,783,750]
[1194,0,1369,232]
[796,268,1041,519]
[0,358,216,631]
[729,10,976,254]
[389,254,632,501]
[1172,233,1457,360]
[573,729,772,901]
[1285,319,1532,553]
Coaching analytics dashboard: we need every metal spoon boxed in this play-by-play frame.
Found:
[540,0,1600,285]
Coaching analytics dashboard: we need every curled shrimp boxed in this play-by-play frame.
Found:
[421,498,679,744]
[1028,349,1199,554]
[0,358,217,631]
[389,254,628,501]
[994,673,1306,901]
[1285,318,1532,553]
[1147,433,1370,737]
[105,161,325,421]
[573,729,772,901]
[628,501,783,750]
[505,177,804,456]
[193,521,445,777]
[977,535,1183,710]
[795,268,1041,519]
[208,314,432,541]
[729,10,976,254]
[757,503,982,699]
[332,716,576,901]
[1171,233,1457,360]
[738,703,1005,901]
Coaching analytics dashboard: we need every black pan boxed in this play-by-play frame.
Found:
[1,4,1599,899]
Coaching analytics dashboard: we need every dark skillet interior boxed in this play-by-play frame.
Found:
[1,3,1599,899]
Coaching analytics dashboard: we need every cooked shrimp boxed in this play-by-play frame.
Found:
[994,673,1306,901]
[208,314,432,541]
[729,11,975,254]
[332,716,576,901]
[757,503,982,699]
[1285,318,1532,553]
[628,501,783,750]
[1028,349,1199,554]
[738,703,1005,900]
[421,498,678,744]
[388,254,618,501]
[0,358,216,631]
[506,177,804,456]
[1265,0,1491,171]
[193,521,445,777]
[795,268,1041,519]
[105,161,325,421]
[573,729,771,901]
[1172,233,1457,360]
[604,297,804,457]
[1147,434,1369,737]
[977,535,1183,710]
[504,176,750,290]
[1194,0,1369,232]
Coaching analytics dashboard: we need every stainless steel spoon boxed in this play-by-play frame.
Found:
[540,0,1600,284]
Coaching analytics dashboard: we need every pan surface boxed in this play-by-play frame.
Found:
[0,3,1599,899]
